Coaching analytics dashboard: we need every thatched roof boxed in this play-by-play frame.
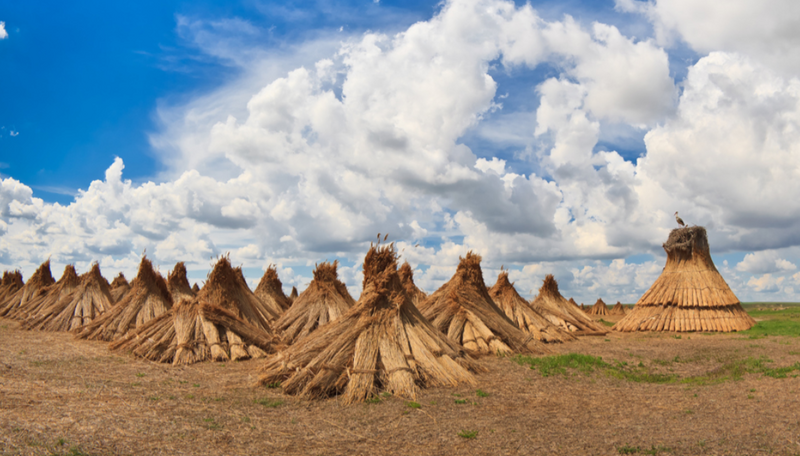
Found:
[398,261,427,306]
[418,252,549,355]
[168,262,195,303]
[110,296,280,365]
[110,273,130,303]
[0,270,24,303]
[488,271,575,343]
[254,265,291,316]
[614,226,755,332]
[274,261,355,345]
[260,243,482,404]
[0,260,55,319]
[609,301,627,316]
[587,298,609,316]
[75,256,172,341]
[196,257,279,329]
[12,265,80,321]
[530,275,608,335]
[25,263,113,332]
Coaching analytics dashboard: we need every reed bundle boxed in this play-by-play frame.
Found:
[488,271,575,343]
[192,283,200,294]
[530,275,608,335]
[168,262,195,303]
[275,261,354,345]
[254,265,291,316]
[9,265,80,321]
[197,257,278,329]
[0,260,55,318]
[288,286,298,305]
[613,226,755,332]
[25,263,113,331]
[109,273,130,303]
[587,298,609,316]
[260,243,482,404]
[419,252,549,355]
[398,261,427,307]
[110,297,280,365]
[0,270,24,303]
[75,256,172,341]
[609,301,628,316]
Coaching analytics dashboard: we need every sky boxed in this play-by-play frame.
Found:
[2,0,800,303]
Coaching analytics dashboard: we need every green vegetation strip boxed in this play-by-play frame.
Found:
[513,353,800,384]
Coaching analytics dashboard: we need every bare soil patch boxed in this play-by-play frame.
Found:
[1,316,799,455]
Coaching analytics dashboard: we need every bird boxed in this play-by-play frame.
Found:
[674,211,686,227]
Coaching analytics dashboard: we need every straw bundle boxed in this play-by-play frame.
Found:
[109,273,130,303]
[25,263,113,331]
[488,271,575,343]
[288,286,299,304]
[110,297,280,365]
[254,265,291,316]
[75,256,172,341]
[260,243,482,404]
[168,262,195,303]
[587,298,609,316]
[614,226,755,332]
[192,283,200,293]
[196,257,279,329]
[275,261,355,345]
[530,275,608,335]
[0,271,24,303]
[609,301,627,316]
[418,252,549,355]
[398,261,427,306]
[568,298,579,308]
[0,260,55,318]
[11,265,80,321]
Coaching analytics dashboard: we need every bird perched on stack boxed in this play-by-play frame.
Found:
[674,211,685,227]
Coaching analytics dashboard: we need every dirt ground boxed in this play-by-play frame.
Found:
[1,313,799,456]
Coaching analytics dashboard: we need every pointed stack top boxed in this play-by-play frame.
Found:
[168,262,195,304]
[530,275,608,335]
[254,265,291,315]
[110,272,131,303]
[261,243,481,404]
[398,261,426,306]
[110,273,129,290]
[488,271,575,343]
[419,252,549,355]
[11,264,80,321]
[587,298,609,316]
[0,259,56,318]
[0,270,24,302]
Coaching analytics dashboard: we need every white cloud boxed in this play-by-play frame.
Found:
[0,22,7,40]
[737,250,797,274]
[747,273,785,293]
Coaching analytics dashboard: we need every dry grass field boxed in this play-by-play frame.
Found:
[1,305,799,456]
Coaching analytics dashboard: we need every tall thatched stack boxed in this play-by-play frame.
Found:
[588,298,609,316]
[609,301,627,316]
[167,262,195,303]
[254,265,291,316]
[260,243,482,404]
[569,298,579,308]
[110,273,130,303]
[25,263,113,331]
[0,260,55,318]
[488,271,575,343]
[614,226,755,332]
[274,261,355,345]
[530,275,608,335]
[418,252,549,355]
[192,283,200,294]
[110,295,280,365]
[398,261,427,306]
[75,257,172,341]
[288,286,298,304]
[9,265,80,321]
[0,271,24,303]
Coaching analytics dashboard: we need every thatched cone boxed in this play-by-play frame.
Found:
[568,298,579,308]
[192,283,200,294]
[0,260,55,318]
[488,271,575,344]
[419,252,549,355]
[588,298,609,316]
[288,286,298,304]
[580,303,585,310]
[530,275,608,335]
[260,243,482,404]
[11,265,81,321]
[398,261,427,306]
[254,265,291,316]
[110,296,280,365]
[614,226,755,332]
[25,263,114,332]
[0,271,24,303]
[75,257,172,341]
[110,273,130,303]
[197,257,280,330]
[609,301,627,316]
[274,261,355,345]
[168,262,195,303]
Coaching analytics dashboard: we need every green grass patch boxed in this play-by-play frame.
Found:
[454,399,468,404]
[254,398,284,408]
[741,319,800,338]
[680,356,800,385]
[458,429,478,439]
[514,353,676,384]
[475,389,490,397]
[264,382,281,389]
[599,319,614,327]
[405,401,421,409]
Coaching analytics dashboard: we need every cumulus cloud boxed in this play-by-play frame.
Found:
[0,22,7,40]
[736,250,797,274]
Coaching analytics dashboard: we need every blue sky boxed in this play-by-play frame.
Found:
[2,0,800,302]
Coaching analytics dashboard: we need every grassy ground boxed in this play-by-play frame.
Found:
[2,305,800,455]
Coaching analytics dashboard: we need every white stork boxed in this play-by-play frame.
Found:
[674,211,686,227]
